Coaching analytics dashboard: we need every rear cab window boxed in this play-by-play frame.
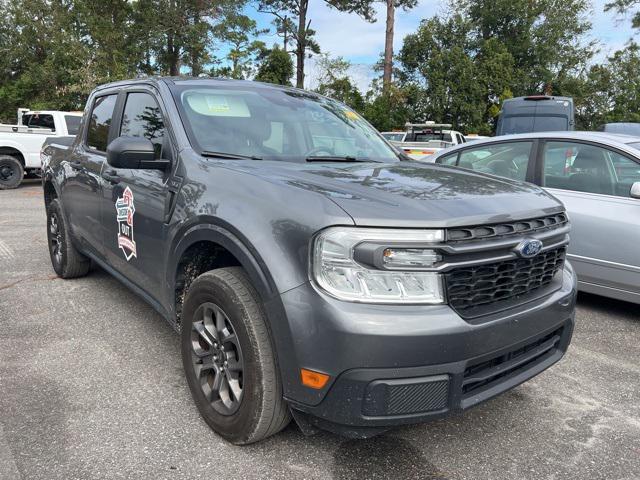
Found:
[22,113,55,131]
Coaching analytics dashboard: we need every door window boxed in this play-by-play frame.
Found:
[86,95,118,152]
[120,93,166,158]
[438,152,458,165]
[455,142,533,180]
[542,142,640,197]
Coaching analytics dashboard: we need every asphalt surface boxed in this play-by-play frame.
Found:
[1,181,639,480]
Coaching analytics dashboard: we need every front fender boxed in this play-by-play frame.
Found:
[167,219,277,305]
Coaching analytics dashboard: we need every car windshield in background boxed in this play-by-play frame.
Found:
[173,85,400,163]
[381,132,405,142]
[501,116,568,134]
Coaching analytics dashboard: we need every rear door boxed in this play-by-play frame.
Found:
[100,88,174,301]
[60,93,119,256]
[537,140,640,299]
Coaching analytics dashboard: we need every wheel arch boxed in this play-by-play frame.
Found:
[168,220,279,327]
[0,145,26,166]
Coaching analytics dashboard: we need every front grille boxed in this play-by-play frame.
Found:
[445,247,565,315]
[447,213,568,242]
[462,326,564,395]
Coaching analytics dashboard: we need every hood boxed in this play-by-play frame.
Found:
[223,160,564,228]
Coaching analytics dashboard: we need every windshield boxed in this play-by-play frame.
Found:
[173,84,400,163]
[500,115,568,135]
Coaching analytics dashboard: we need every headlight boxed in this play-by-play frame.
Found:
[311,227,445,304]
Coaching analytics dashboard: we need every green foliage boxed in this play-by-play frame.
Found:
[314,55,365,110]
[362,84,410,131]
[254,46,295,85]
[214,12,268,79]
[393,0,595,133]
[605,0,640,28]
[258,0,381,87]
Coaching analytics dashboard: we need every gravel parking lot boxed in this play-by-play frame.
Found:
[1,181,639,480]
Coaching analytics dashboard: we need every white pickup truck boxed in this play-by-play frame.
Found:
[381,122,466,160]
[0,109,82,189]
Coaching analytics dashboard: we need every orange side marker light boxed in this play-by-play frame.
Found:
[300,368,330,389]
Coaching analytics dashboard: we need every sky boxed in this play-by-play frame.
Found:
[246,0,638,92]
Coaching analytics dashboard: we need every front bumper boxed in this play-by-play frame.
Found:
[272,262,577,436]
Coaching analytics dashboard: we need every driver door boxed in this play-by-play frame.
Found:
[100,89,174,301]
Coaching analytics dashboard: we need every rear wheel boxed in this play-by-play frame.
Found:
[181,267,290,444]
[0,155,24,190]
[46,199,91,278]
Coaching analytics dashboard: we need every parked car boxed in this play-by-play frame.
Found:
[42,77,577,444]
[0,109,82,189]
[429,131,640,303]
[386,122,466,159]
[598,122,640,136]
[496,96,575,136]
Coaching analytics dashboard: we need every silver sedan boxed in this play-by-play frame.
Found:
[427,131,640,304]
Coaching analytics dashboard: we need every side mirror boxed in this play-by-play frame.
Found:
[106,136,168,170]
[631,182,640,199]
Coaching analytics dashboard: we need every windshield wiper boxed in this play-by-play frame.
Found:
[201,150,262,161]
[305,155,379,163]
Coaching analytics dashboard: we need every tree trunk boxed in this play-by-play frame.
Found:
[383,0,395,91]
[167,0,179,76]
[283,15,289,52]
[168,32,179,76]
[296,0,308,88]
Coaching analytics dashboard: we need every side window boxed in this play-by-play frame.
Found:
[541,142,631,197]
[64,115,81,135]
[438,152,458,165]
[457,142,533,181]
[120,92,166,158]
[86,95,118,152]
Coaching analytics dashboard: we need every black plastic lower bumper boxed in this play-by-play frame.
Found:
[288,315,573,437]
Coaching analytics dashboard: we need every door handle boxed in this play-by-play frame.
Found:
[102,169,121,184]
[69,161,83,170]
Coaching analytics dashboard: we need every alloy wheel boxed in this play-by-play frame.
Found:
[49,212,63,265]
[190,302,244,415]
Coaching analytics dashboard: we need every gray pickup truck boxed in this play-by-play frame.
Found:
[41,77,577,444]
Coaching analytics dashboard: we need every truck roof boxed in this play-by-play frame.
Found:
[24,110,83,116]
[92,76,319,98]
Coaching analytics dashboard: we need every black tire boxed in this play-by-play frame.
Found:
[0,155,24,190]
[46,199,91,278]
[181,267,291,445]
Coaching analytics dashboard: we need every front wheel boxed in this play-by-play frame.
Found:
[0,155,24,190]
[181,267,290,444]
[46,199,91,278]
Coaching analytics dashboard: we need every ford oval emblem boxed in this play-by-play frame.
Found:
[515,239,543,258]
